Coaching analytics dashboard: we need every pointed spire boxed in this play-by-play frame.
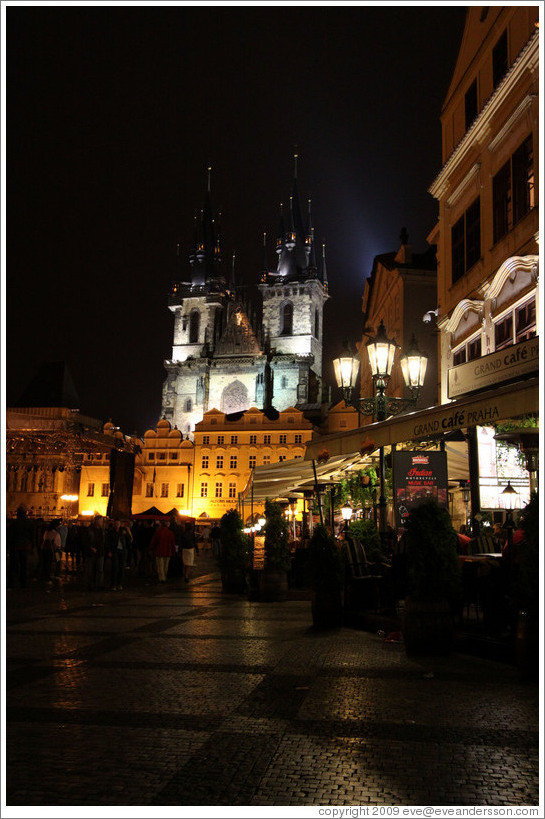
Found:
[322,240,328,292]
[294,148,298,180]
[277,203,285,253]
[207,165,212,194]
[230,250,236,289]
[263,232,268,272]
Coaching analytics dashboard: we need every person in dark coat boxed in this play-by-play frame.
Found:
[7,506,35,589]
[84,515,106,590]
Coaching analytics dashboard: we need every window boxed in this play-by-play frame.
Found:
[314,309,319,338]
[202,455,209,469]
[169,452,178,460]
[228,482,237,499]
[263,434,271,445]
[216,455,224,469]
[146,483,154,497]
[161,483,169,498]
[453,348,466,366]
[281,302,293,335]
[279,455,286,462]
[229,455,237,469]
[217,435,224,445]
[87,483,95,497]
[189,310,200,343]
[185,398,192,412]
[451,197,480,283]
[492,29,508,89]
[249,434,257,445]
[101,483,109,497]
[263,455,271,465]
[230,435,238,444]
[157,452,166,461]
[493,136,534,243]
[202,435,210,444]
[176,483,185,498]
[279,434,287,444]
[281,376,288,389]
[200,482,208,498]
[467,336,482,361]
[215,482,223,498]
[148,452,155,461]
[464,79,478,130]
[295,434,302,444]
[515,298,536,342]
[249,455,257,469]
[495,314,513,351]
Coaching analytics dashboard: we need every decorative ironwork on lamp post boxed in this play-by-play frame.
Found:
[501,480,518,552]
[333,319,428,550]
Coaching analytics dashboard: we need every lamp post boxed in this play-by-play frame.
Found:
[333,320,427,552]
[341,500,353,534]
[501,480,518,552]
[458,480,471,530]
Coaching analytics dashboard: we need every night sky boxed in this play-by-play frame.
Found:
[6,2,468,435]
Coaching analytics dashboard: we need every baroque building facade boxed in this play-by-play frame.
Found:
[161,161,329,437]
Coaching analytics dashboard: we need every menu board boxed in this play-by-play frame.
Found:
[393,450,448,530]
[253,535,265,570]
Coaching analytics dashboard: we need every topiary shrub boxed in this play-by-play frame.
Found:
[405,499,461,605]
[263,499,291,572]
[218,509,251,576]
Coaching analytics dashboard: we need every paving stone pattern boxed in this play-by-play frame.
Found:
[5,550,540,808]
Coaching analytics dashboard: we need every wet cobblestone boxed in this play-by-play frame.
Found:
[5,550,540,809]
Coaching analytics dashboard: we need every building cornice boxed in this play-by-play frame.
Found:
[429,32,539,200]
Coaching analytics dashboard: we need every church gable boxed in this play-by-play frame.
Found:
[215,302,261,358]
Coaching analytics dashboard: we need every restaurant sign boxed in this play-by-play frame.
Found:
[448,337,539,399]
[393,450,448,530]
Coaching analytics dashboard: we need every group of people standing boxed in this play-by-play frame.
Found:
[6,506,199,592]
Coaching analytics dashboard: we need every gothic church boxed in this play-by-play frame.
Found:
[161,160,329,436]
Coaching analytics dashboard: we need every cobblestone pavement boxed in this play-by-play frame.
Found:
[4,548,541,810]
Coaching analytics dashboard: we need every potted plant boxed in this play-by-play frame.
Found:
[260,499,291,601]
[307,524,344,628]
[218,509,250,594]
[402,499,462,659]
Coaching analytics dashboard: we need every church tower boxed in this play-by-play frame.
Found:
[259,153,329,409]
[162,159,328,436]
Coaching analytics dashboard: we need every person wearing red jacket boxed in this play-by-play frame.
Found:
[151,520,176,583]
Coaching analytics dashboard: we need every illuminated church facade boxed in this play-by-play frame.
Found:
[161,161,329,437]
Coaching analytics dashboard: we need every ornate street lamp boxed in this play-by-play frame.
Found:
[333,319,428,550]
[341,500,353,534]
[501,480,518,551]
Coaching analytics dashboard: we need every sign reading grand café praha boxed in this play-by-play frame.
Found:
[448,337,539,399]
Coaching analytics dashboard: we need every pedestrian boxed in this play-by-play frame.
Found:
[107,519,131,590]
[40,521,61,589]
[7,506,35,590]
[211,524,221,559]
[65,522,80,572]
[84,515,107,590]
[151,519,176,583]
[181,522,196,583]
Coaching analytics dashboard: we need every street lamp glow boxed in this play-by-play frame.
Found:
[366,320,397,379]
[400,334,428,389]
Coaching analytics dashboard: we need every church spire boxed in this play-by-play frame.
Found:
[321,241,328,292]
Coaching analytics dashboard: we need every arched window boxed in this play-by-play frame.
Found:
[314,309,319,339]
[189,310,200,344]
[281,302,293,336]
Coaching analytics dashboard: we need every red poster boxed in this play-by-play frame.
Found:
[393,450,448,530]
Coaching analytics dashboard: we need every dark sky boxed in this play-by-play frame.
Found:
[6,3,468,435]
